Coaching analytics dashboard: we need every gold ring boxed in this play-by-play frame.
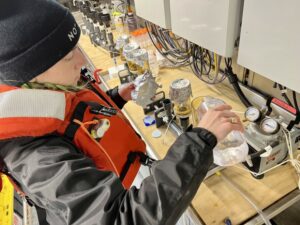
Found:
[230,117,238,124]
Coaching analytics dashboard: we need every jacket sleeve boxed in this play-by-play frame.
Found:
[106,86,127,109]
[0,128,216,225]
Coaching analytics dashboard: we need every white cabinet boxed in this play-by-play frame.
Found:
[134,0,171,29]
[238,0,300,92]
[170,0,243,57]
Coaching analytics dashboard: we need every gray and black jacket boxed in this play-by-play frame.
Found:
[0,86,216,225]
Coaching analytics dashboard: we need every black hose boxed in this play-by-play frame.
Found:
[293,91,300,112]
[228,74,252,107]
[225,58,252,107]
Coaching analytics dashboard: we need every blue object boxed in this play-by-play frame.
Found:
[143,115,156,126]
[224,218,232,225]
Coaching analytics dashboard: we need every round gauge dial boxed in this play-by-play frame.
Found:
[245,106,261,122]
[260,118,280,134]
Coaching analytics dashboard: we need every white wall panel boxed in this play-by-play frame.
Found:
[170,0,242,57]
[134,0,171,29]
[238,0,300,93]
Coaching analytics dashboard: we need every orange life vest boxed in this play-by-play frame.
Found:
[0,84,146,189]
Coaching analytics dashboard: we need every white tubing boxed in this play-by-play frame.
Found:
[218,172,272,225]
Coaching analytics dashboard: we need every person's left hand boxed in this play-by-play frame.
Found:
[118,83,135,101]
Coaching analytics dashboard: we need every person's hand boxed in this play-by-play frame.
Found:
[118,83,135,101]
[197,104,244,142]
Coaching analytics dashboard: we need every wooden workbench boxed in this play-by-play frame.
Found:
[79,35,299,225]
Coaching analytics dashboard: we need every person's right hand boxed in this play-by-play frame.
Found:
[118,82,135,101]
[197,104,244,142]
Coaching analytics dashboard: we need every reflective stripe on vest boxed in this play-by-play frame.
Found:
[0,89,66,119]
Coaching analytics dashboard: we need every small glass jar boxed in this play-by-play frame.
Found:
[115,35,130,61]
[191,96,204,125]
[169,79,192,130]
[123,42,139,73]
[133,49,150,75]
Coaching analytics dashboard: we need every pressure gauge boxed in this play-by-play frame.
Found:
[245,106,261,122]
[260,118,280,134]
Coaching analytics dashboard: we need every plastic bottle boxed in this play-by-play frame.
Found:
[114,15,125,36]
[141,28,151,48]
[126,12,138,33]
[198,96,249,166]
[147,50,159,77]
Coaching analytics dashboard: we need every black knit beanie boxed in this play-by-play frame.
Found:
[0,0,81,86]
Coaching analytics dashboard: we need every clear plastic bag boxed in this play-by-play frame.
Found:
[198,96,249,166]
[213,131,249,166]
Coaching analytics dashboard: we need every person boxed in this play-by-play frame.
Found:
[0,0,244,224]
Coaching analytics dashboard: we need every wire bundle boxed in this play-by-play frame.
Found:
[145,21,191,67]
[190,44,226,84]
[145,21,229,84]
